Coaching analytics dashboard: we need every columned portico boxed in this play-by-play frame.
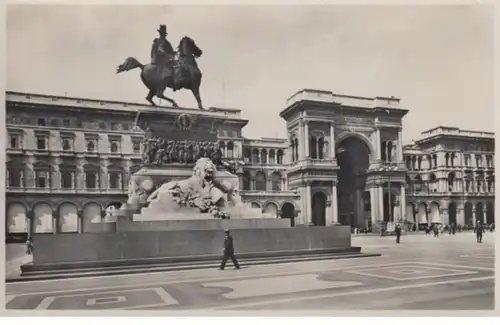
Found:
[281,89,407,228]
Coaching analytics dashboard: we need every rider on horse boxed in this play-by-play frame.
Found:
[150,24,183,91]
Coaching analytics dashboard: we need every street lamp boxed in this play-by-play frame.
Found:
[378,163,399,223]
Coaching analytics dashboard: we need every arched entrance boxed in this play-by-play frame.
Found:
[281,202,296,227]
[448,202,457,225]
[405,203,416,223]
[475,202,484,224]
[336,136,371,226]
[464,202,473,225]
[57,202,78,233]
[417,202,428,225]
[429,202,441,224]
[263,202,279,218]
[82,202,102,233]
[486,202,494,224]
[311,192,327,226]
[7,203,28,234]
[33,202,53,233]
[251,202,262,209]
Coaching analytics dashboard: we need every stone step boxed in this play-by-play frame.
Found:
[9,250,381,283]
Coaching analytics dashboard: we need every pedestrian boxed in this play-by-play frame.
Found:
[219,229,240,270]
[25,236,33,255]
[395,224,401,244]
[476,221,483,243]
[433,224,439,237]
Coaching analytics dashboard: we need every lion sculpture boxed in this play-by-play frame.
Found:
[147,158,233,218]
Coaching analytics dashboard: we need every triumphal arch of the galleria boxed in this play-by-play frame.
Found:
[281,89,407,228]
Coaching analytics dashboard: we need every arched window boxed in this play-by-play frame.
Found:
[261,149,267,164]
[242,171,251,190]
[243,148,251,162]
[429,173,437,192]
[255,172,267,191]
[252,148,260,163]
[271,172,281,191]
[269,150,276,164]
[227,141,234,158]
[447,172,455,192]
[277,150,284,164]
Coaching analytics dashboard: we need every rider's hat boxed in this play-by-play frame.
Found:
[158,24,167,35]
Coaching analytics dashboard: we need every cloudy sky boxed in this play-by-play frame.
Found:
[6,4,493,142]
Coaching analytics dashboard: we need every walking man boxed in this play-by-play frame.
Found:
[219,229,240,270]
[476,221,484,243]
[395,224,402,244]
[25,237,33,255]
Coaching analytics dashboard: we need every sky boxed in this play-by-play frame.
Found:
[6,4,494,143]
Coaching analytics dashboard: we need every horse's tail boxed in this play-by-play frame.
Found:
[116,57,144,74]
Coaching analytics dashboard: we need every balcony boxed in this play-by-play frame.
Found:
[240,190,299,197]
[5,186,128,195]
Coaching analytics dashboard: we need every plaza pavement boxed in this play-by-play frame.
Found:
[4,231,495,311]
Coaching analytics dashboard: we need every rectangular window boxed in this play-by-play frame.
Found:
[36,136,47,150]
[110,140,119,153]
[9,135,19,149]
[36,173,47,188]
[85,172,97,189]
[8,170,21,187]
[86,140,96,152]
[132,140,141,153]
[109,172,120,189]
[63,119,71,128]
[62,138,72,151]
[61,172,72,188]
[37,118,46,126]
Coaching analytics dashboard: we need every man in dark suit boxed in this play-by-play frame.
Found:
[476,221,484,243]
[219,229,240,270]
[395,224,402,244]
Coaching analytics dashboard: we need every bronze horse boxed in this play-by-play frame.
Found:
[117,36,204,109]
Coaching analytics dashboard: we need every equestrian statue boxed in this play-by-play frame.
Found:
[117,24,204,109]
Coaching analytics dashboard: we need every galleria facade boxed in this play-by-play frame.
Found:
[5,89,495,236]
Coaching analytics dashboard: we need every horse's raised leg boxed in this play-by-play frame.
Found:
[158,91,179,107]
[146,90,156,106]
[191,86,204,110]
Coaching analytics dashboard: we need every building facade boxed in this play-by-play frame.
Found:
[5,91,298,236]
[404,126,495,227]
[5,90,495,237]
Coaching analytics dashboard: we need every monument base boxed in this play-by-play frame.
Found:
[30,226,353,265]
